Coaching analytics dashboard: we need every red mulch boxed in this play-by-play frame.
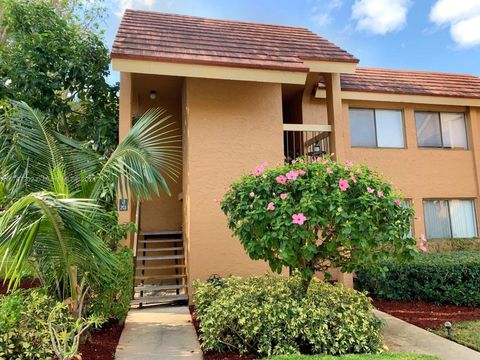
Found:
[189,306,256,360]
[0,278,41,294]
[373,297,480,329]
[78,321,124,360]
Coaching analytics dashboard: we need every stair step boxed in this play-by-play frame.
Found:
[131,294,188,306]
[138,239,183,244]
[141,231,182,236]
[136,264,186,271]
[136,247,184,253]
[134,284,187,292]
[136,255,184,261]
[135,274,186,281]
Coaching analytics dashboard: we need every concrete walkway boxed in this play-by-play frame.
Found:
[375,310,480,360]
[116,306,202,360]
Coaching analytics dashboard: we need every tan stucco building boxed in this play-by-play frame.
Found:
[111,10,480,305]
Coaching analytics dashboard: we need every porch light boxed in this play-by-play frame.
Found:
[313,142,321,153]
[149,90,157,100]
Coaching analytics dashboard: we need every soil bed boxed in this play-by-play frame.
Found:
[189,305,255,360]
[0,278,40,294]
[373,297,480,329]
[78,321,124,360]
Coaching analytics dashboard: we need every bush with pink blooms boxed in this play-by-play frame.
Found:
[221,157,417,284]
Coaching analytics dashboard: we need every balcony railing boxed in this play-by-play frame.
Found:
[283,124,332,163]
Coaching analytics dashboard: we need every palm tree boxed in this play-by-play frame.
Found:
[0,101,181,300]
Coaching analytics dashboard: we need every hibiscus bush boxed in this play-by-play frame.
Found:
[221,158,417,283]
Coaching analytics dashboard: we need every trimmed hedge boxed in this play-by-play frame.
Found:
[269,354,441,360]
[356,251,480,306]
[194,275,383,357]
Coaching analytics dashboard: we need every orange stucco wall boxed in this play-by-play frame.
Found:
[131,74,184,233]
[304,98,480,238]
[183,78,285,293]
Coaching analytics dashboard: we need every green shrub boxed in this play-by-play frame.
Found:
[0,288,75,360]
[88,247,133,322]
[194,275,383,357]
[221,158,416,281]
[356,251,480,306]
[268,354,441,360]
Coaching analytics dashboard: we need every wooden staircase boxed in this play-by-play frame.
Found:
[132,231,188,306]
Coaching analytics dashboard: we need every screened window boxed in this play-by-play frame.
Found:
[424,199,477,239]
[349,109,404,148]
[415,112,467,149]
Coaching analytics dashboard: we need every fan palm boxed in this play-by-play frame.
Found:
[0,101,181,300]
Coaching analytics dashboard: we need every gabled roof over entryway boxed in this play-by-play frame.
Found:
[111,10,359,84]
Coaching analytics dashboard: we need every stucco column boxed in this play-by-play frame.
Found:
[467,107,480,230]
[324,73,346,161]
[412,197,425,239]
[118,72,136,248]
[324,73,352,288]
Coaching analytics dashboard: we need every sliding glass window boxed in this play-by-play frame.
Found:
[349,109,404,148]
[415,112,467,149]
[423,199,477,239]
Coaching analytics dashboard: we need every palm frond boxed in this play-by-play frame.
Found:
[0,190,118,298]
[0,101,103,194]
[91,108,182,201]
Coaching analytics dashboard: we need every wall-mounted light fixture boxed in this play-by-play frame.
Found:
[149,90,157,100]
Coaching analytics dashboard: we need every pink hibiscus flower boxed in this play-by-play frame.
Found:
[367,187,375,193]
[267,202,275,211]
[338,179,350,191]
[326,168,333,174]
[349,172,357,183]
[276,175,287,185]
[377,191,384,198]
[419,234,428,252]
[345,161,354,170]
[292,213,307,225]
[286,170,299,180]
[253,162,268,176]
[280,193,288,200]
[395,199,402,206]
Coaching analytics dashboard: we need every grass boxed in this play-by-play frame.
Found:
[431,320,480,352]
[268,353,441,360]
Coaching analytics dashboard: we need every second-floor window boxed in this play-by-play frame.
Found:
[415,112,468,149]
[349,109,404,148]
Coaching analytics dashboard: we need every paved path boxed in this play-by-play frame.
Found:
[375,310,480,360]
[116,306,203,360]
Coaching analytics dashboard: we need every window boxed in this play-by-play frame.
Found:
[402,200,413,238]
[349,109,404,148]
[423,199,477,239]
[415,112,468,149]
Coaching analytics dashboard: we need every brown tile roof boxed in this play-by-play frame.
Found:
[323,67,480,99]
[111,10,358,72]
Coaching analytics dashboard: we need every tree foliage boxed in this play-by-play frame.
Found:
[221,158,417,282]
[0,102,181,300]
[0,0,118,154]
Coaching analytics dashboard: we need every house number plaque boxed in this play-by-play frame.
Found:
[119,199,128,211]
